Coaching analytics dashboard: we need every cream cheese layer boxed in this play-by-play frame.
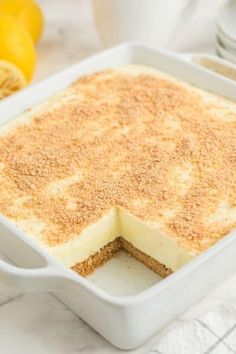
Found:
[49,207,194,271]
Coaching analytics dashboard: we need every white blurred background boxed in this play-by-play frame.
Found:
[36,0,228,80]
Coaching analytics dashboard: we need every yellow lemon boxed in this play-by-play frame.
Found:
[0,0,43,43]
[0,59,26,99]
[0,15,36,81]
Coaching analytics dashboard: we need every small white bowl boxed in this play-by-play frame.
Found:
[215,38,236,64]
[216,0,236,43]
[217,26,236,53]
[189,53,236,81]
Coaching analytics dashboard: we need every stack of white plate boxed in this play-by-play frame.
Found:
[216,0,236,64]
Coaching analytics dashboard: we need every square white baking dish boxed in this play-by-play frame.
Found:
[1,43,236,350]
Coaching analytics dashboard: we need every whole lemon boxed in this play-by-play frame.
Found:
[0,0,43,43]
[0,15,36,81]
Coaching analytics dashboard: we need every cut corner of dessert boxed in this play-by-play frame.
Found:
[51,207,194,279]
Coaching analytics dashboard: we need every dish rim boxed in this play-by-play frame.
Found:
[1,42,236,307]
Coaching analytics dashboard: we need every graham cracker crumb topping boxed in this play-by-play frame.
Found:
[0,65,236,254]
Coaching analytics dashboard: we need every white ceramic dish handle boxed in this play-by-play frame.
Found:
[0,215,71,292]
[0,257,65,292]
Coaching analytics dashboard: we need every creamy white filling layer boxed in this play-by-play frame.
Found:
[50,208,194,271]
[51,208,118,267]
[119,209,194,271]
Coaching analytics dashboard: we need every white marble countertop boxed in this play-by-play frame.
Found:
[1,0,236,353]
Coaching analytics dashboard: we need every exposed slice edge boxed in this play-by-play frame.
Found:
[71,236,172,278]
[71,237,122,277]
[121,238,172,278]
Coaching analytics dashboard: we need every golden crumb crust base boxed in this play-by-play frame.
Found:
[71,238,122,276]
[121,238,172,278]
[71,237,172,278]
